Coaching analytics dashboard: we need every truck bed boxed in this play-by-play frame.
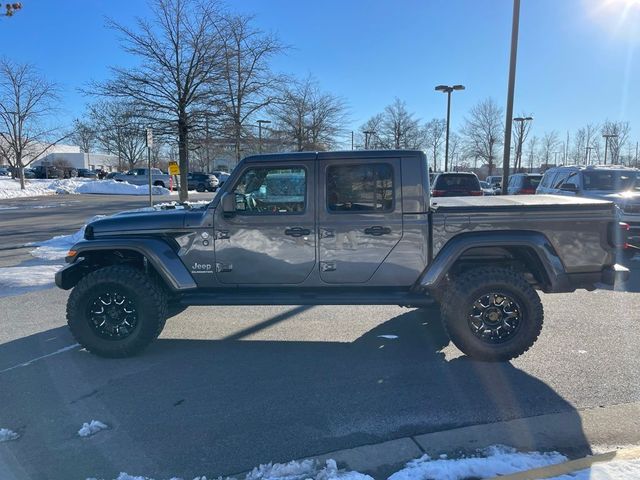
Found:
[430,194,616,274]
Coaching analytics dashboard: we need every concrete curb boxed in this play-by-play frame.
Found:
[297,401,640,479]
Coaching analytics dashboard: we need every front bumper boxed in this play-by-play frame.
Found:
[55,260,88,290]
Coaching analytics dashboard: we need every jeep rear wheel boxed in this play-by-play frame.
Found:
[66,265,168,358]
[440,267,543,362]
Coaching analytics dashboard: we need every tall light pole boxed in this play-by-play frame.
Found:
[501,0,522,195]
[603,133,617,165]
[257,119,271,154]
[363,130,375,150]
[435,84,465,172]
[513,116,532,171]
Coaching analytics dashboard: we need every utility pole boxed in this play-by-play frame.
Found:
[351,131,354,150]
[257,120,271,154]
[501,0,521,194]
[435,84,465,172]
[513,116,532,172]
[586,146,593,165]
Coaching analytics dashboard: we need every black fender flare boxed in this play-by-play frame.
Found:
[55,238,197,292]
[416,230,571,293]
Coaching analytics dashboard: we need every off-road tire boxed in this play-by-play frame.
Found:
[440,267,543,362]
[67,265,168,358]
[153,181,165,188]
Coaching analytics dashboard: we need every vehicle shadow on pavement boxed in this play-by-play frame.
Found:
[0,308,590,480]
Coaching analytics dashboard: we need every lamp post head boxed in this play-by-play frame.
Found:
[435,84,465,93]
[452,85,465,91]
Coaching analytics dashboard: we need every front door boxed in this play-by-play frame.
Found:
[318,158,403,283]
[213,162,316,284]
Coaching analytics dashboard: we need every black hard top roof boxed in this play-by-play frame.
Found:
[243,150,425,163]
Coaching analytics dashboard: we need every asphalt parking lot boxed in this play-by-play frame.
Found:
[1,194,640,479]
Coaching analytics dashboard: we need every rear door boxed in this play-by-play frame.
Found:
[317,157,403,283]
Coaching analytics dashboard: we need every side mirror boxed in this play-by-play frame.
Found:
[560,183,578,192]
[221,192,236,217]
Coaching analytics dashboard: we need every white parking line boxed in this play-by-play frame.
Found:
[0,343,80,374]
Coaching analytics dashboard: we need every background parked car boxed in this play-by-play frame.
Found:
[112,168,171,188]
[76,168,98,179]
[211,170,230,187]
[187,172,219,192]
[0,167,10,177]
[479,180,496,195]
[506,173,543,195]
[537,165,640,255]
[431,172,483,197]
[485,175,502,194]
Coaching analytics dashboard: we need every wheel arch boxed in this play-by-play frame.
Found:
[418,231,571,294]
[55,238,197,292]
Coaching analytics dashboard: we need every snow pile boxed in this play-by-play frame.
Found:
[30,215,105,261]
[0,428,19,442]
[0,177,171,199]
[388,445,567,480]
[377,334,399,339]
[78,420,108,437]
[550,458,640,479]
[76,180,170,196]
[0,265,62,288]
[245,459,371,480]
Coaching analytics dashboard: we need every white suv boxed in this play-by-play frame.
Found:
[537,165,640,253]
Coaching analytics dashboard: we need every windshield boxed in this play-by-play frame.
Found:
[583,170,640,192]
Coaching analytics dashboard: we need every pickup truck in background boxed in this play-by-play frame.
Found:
[112,168,171,189]
[56,150,629,361]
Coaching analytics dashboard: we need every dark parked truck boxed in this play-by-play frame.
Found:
[56,150,629,360]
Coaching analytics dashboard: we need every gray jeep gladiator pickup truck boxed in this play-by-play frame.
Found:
[55,150,629,361]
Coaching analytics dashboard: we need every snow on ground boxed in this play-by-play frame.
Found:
[0,177,172,199]
[30,215,105,261]
[78,420,109,437]
[388,445,566,480]
[549,458,640,479]
[76,180,170,196]
[0,428,19,442]
[83,449,640,480]
[0,265,63,288]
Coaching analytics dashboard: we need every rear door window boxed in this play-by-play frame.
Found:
[326,163,394,212]
[434,174,480,190]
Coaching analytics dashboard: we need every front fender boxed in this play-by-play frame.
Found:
[58,238,197,291]
[417,230,570,293]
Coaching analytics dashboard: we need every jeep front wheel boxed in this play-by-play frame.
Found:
[440,267,543,362]
[66,265,168,358]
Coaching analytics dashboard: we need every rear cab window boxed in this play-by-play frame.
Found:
[326,163,394,212]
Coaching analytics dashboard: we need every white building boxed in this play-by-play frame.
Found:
[31,144,120,171]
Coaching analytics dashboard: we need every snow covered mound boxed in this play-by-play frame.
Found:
[0,265,63,288]
[76,180,170,196]
[0,428,19,442]
[78,420,108,437]
[388,445,566,480]
[0,177,172,199]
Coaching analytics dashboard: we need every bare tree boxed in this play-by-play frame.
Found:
[3,3,22,17]
[216,14,286,162]
[270,76,348,151]
[512,113,532,170]
[359,113,384,149]
[70,118,96,153]
[89,100,147,171]
[370,98,421,150]
[448,132,461,170]
[91,0,225,201]
[571,127,586,164]
[0,59,63,188]
[461,98,503,176]
[602,120,630,164]
[526,135,538,171]
[541,131,559,166]
[422,118,445,171]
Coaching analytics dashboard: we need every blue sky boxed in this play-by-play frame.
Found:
[2,0,639,145]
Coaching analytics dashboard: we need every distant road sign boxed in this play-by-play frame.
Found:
[168,161,179,176]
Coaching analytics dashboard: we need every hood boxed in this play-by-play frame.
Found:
[86,209,203,238]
